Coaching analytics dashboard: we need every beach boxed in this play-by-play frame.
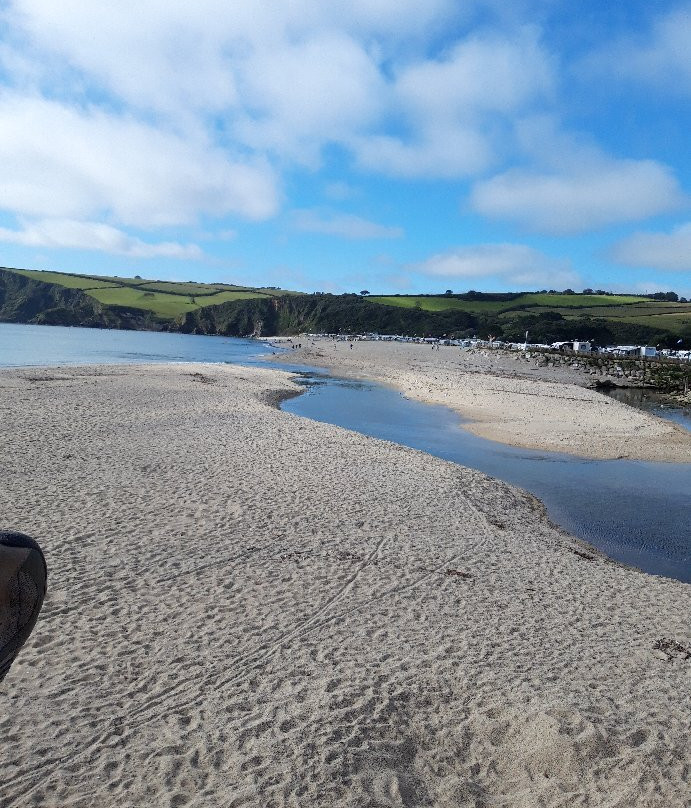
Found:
[279,339,691,463]
[1,361,690,807]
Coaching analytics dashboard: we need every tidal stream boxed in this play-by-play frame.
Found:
[2,323,689,582]
[283,372,691,583]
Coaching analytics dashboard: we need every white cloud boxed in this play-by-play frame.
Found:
[0,219,203,259]
[395,27,554,117]
[469,116,686,234]
[2,1,427,128]
[0,94,278,227]
[471,159,684,234]
[353,27,554,178]
[233,32,386,164]
[610,222,691,271]
[585,7,691,93]
[7,0,460,116]
[292,210,403,239]
[2,1,557,179]
[353,126,492,179]
[4,0,682,262]
[411,243,579,288]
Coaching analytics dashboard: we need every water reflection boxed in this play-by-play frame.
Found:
[283,374,691,583]
[601,387,691,432]
[3,323,688,583]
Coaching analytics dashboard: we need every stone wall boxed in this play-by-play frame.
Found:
[518,350,691,393]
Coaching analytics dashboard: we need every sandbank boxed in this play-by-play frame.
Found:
[1,362,689,807]
[279,338,691,462]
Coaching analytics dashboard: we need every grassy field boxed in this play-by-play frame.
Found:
[13,269,121,290]
[6,267,690,337]
[367,292,691,340]
[518,293,649,308]
[368,292,653,314]
[606,312,691,335]
[496,302,691,335]
[83,287,266,318]
[367,295,511,313]
[7,268,298,320]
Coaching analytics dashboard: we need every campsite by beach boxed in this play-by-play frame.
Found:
[1,341,690,807]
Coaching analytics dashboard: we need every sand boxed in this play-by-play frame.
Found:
[1,362,690,807]
[280,339,691,462]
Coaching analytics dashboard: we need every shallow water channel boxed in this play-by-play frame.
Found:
[1,324,688,583]
[601,387,691,432]
[282,372,691,584]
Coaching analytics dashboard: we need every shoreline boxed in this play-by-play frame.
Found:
[2,362,690,806]
[274,338,691,463]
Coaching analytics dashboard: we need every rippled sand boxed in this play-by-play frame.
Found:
[1,363,689,807]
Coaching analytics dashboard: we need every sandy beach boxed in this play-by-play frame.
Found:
[1,362,690,807]
[279,339,691,463]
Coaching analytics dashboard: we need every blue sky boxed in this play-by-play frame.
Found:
[0,0,690,296]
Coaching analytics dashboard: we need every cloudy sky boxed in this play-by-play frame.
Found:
[0,0,690,295]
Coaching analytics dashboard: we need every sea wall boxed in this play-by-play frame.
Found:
[514,350,690,393]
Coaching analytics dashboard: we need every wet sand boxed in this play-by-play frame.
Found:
[280,339,691,462]
[1,362,689,807]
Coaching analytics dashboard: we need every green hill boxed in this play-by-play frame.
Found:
[365,292,691,345]
[1,267,689,347]
[178,293,477,337]
[7,268,297,320]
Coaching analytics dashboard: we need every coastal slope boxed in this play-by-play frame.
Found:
[3,267,690,346]
[0,362,689,807]
[282,339,691,462]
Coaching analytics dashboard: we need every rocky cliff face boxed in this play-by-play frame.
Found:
[177,293,478,337]
[0,268,165,330]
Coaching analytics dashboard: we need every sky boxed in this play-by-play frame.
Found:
[0,1,690,296]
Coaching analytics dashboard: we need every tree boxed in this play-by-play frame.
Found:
[445,289,453,296]
[583,288,594,294]
[360,290,370,296]
[649,291,678,302]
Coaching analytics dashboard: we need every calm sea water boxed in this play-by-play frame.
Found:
[0,322,270,367]
[2,322,689,582]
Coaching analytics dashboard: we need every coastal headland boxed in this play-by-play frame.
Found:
[278,338,691,463]
[1,361,689,806]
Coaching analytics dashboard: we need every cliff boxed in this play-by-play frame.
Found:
[0,267,166,330]
[177,293,477,338]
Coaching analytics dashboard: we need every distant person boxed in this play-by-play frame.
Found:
[350,343,353,350]
[0,532,47,684]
